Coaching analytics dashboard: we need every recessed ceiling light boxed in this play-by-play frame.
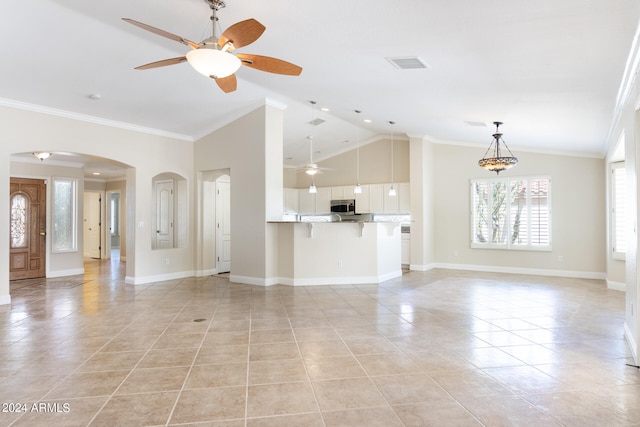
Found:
[364,119,372,123]
[92,172,101,176]
[87,94,102,101]
[342,140,350,144]
[321,107,330,112]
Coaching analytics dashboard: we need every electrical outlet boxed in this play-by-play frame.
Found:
[453,250,459,257]
[338,259,344,269]
[557,255,563,262]
[165,258,170,265]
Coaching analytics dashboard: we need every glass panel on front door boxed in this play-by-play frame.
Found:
[10,193,28,248]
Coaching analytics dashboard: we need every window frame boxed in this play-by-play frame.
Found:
[52,177,78,253]
[470,175,552,251]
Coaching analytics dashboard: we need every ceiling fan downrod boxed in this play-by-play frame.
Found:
[205,0,226,43]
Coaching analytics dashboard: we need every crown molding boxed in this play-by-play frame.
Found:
[0,97,193,142]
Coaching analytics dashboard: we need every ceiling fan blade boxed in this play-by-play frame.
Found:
[134,57,187,70]
[237,54,303,76]
[217,19,266,50]
[212,74,237,93]
[122,18,200,49]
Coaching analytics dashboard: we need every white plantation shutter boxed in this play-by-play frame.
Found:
[472,181,490,244]
[471,176,551,250]
[612,163,626,258]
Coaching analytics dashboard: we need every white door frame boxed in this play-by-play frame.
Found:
[216,175,231,273]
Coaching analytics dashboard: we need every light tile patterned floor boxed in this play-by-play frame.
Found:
[1,257,639,426]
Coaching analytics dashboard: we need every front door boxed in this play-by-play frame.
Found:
[10,178,46,280]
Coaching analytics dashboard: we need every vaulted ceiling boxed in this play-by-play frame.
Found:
[3,1,639,175]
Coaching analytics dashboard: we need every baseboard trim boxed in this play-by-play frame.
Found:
[271,270,403,286]
[47,268,85,278]
[0,294,11,305]
[125,270,194,285]
[229,275,271,286]
[429,263,606,280]
[195,269,218,277]
[607,280,626,292]
[625,322,638,365]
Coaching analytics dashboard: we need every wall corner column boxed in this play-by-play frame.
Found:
[409,135,435,271]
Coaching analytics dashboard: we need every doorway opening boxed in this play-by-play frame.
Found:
[108,191,122,261]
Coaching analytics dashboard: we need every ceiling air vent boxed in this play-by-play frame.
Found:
[308,118,325,126]
[464,121,488,127]
[386,56,429,70]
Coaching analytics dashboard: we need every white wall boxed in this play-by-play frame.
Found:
[0,105,195,303]
[194,102,284,285]
[431,143,605,277]
[606,73,639,360]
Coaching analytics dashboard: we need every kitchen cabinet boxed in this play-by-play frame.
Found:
[355,185,370,213]
[401,232,410,265]
[283,188,299,213]
[289,182,409,215]
[331,186,345,200]
[383,184,399,213]
[316,187,332,213]
[398,182,410,213]
[369,184,384,213]
[298,188,316,214]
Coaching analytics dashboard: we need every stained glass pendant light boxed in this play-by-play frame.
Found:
[478,121,518,174]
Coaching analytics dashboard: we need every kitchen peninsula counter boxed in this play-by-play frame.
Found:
[269,220,402,286]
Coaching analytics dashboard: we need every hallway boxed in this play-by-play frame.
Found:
[1,260,638,426]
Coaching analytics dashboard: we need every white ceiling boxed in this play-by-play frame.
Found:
[4,1,640,178]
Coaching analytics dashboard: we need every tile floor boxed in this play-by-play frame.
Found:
[1,257,639,426]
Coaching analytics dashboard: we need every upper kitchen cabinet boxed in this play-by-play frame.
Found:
[369,184,384,213]
[298,189,316,214]
[283,188,299,213]
[355,185,371,213]
[398,182,410,213]
[316,187,332,213]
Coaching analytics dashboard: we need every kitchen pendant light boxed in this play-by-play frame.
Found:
[478,121,518,174]
[388,121,396,196]
[354,110,362,194]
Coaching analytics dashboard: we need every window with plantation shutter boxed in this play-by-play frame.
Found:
[611,162,626,259]
[471,176,551,251]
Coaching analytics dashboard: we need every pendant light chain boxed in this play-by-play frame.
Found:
[353,110,362,194]
[389,121,396,196]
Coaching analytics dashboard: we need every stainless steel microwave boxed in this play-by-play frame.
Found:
[330,199,356,215]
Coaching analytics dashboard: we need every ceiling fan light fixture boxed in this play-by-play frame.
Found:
[33,152,51,161]
[186,48,241,79]
[305,167,318,176]
[309,184,317,194]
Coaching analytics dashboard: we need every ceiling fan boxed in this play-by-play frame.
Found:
[297,136,333,176]
[122,0,302,93]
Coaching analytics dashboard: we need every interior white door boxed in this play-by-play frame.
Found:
[83,192,101,258]
[216,179,231,273]
[155,180,174,249]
